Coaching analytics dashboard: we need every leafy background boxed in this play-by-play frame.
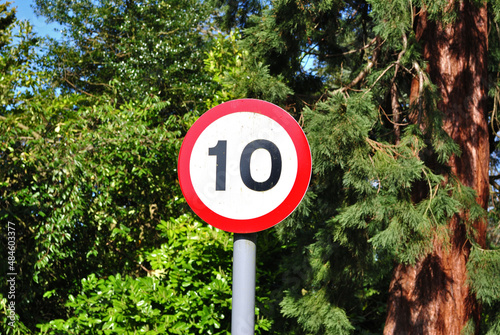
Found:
[1,0,500,334]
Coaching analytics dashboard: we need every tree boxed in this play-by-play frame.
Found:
[219,0,500,333]
[37,215,236,335]
[0,4,44,334]
[1,0,209,331]
[384,2,490,333]
[5,0,500,333]
[1,1,288,333]
[33,0,214,111]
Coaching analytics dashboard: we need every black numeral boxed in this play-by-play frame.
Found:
[208,140,227,191]
[240,140,281,191]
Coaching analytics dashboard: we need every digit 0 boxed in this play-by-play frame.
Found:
[240,140,281,191]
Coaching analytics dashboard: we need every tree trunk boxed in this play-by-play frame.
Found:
[384,1,489,334]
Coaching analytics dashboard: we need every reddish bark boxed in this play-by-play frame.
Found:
[384,1,489,334]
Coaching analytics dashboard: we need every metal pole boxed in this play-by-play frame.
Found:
[231,233,257,335]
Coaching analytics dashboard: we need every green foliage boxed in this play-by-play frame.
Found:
[0,5,39,110]
[468,247,500,306]
[204,29,292,107]
[237,0,492,331]
[36,214,274,334]
[208,0,263,31]
[369,0,413,45]
[467,247,500,334]
[1,92,193,331]
[281,290,354,335]
[0,0,233,331]
[34,0,214,111]
[302,91,476,265]
[3,0,500,334]
[274,90,459,333]
[240,0,343,96]
[305,92,377,174]
[36,214,238,334]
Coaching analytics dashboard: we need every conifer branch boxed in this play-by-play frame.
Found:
[323,37,378,58]
[366,137,405,158]
[362,34,407,103]
[390,33,407,144]
[333,37,382,95]
[489,175,500,190]
[421,167,439,217]
[379,106,409,127]
[489,70,500,154]
[410,61,430,126]
[363,63,395,96]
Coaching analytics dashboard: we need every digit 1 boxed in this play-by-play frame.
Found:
[208,140,227,191]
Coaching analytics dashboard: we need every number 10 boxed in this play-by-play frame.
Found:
[209,140,282,192]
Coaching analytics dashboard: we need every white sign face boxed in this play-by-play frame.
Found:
[178,99,311,233]
[190,112,298,220]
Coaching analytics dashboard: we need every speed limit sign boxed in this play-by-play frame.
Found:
[177,99,311,233]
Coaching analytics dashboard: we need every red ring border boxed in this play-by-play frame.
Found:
[177,99,311,233]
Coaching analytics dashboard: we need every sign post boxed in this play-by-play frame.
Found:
[232,233,257,335]
[178,99,311,334]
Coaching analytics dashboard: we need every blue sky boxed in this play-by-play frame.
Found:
[11,0,62,39]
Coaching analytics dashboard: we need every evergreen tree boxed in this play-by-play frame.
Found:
[220,0,500,333]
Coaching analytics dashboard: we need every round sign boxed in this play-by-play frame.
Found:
[177,99,311,233]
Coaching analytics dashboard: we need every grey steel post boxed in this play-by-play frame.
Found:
[231,233,257,335]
